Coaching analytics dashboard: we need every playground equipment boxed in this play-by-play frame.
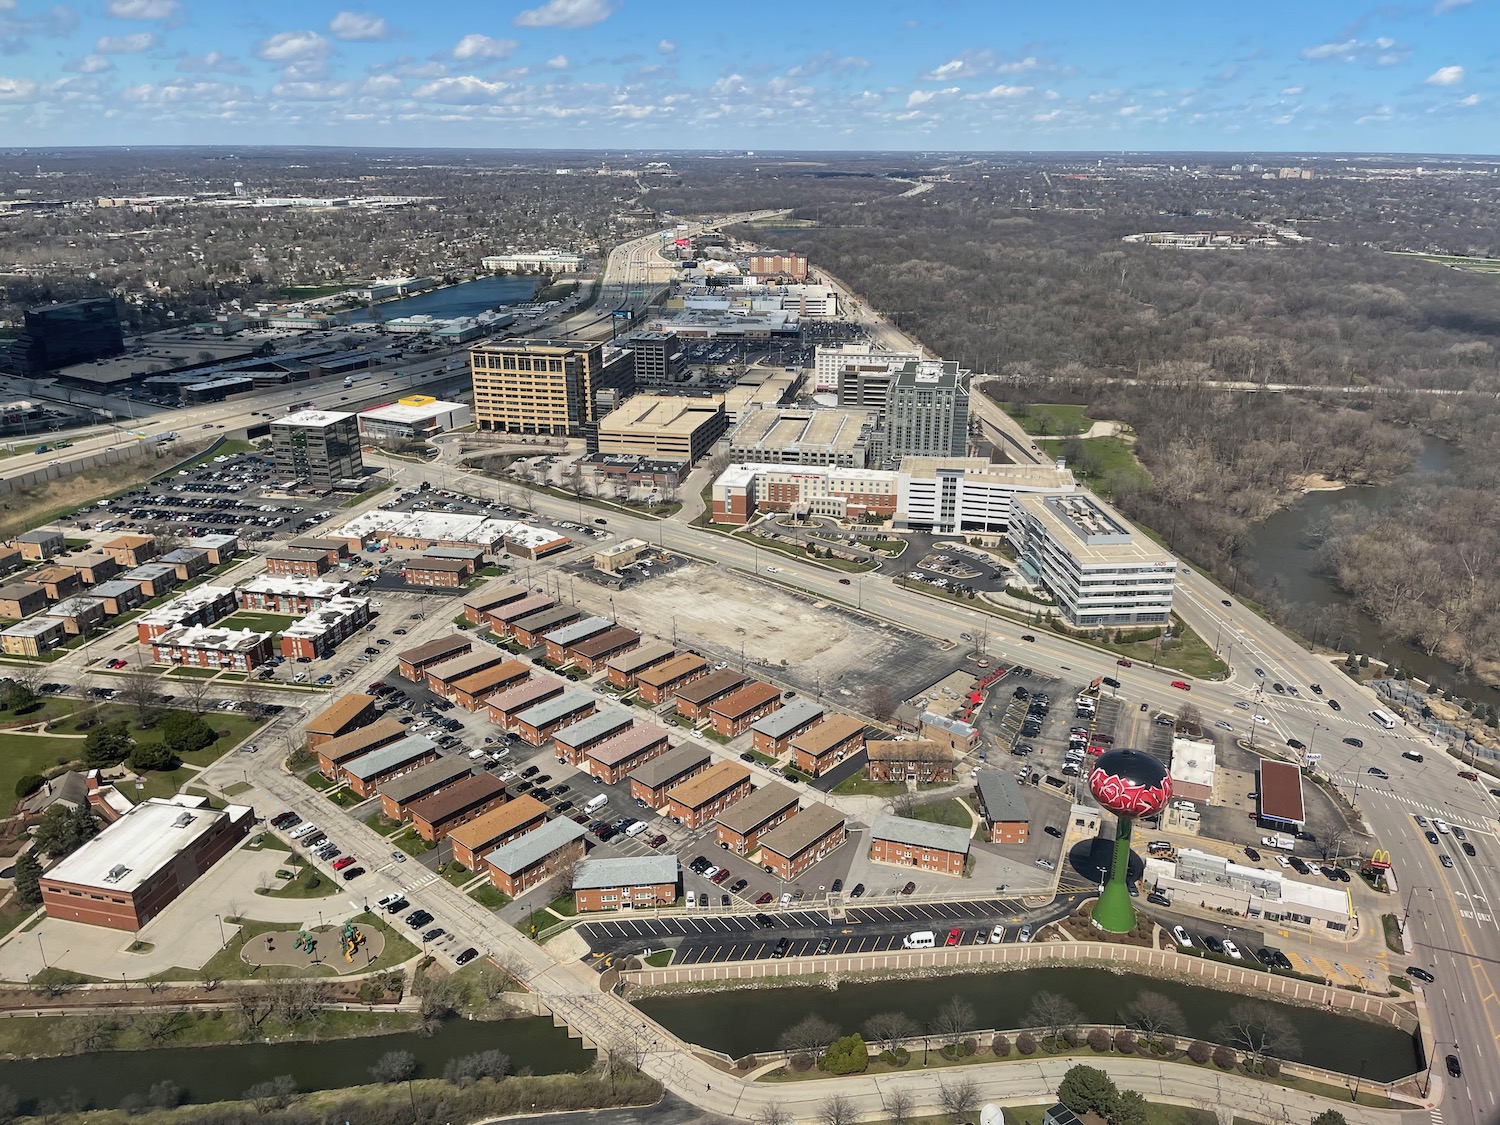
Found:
[292,930,313,952]
[343,920,366,963]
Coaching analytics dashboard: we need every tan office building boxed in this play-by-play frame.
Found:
[595,395,727,463]
[470,339,631,438]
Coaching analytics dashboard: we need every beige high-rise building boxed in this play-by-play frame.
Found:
[469,339,633,437]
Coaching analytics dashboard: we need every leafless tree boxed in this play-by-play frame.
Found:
[1177,702,1203,732]
[815,1094,857,1125]
[118,669,159,725]
[938,1076,980,1123]
[867,683,895,722]
[933,996,975,1049]
[1123,990,1184,1048]
[862,1010,916,1054]
[182,674,214,715]
[1024,991,1083,1046]
[883,1086,917,1125]
[753,1101,794,1125]
[1212,1001,1301,1067]
[132,1007,190,1045]
[64,1012,118,1054]
[778,1013,839,1058]
[237,678,268,718]
[268,978,333,1025]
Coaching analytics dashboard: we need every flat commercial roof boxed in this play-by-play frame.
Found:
[267,548,327,564]
[282,597,369,640]
[43,797,250,894]
[870,813,972,853]
[715,781,799,835]
[377,757,473,804]
[587,723,670,767]
[792,714,866,755]
[572,855,678,891]
[408,773,507,824]
[729,407,871,456]
[1258,759,1305,825]
[406,557,470,574]
[514,689,593,729]
[553,709,631,748]
[598,394,723,438]
[343,734,436,781]
[974,770,1030,824]
[1015,492,1170,567]
[447,795,549,851]
[484,816,586,876]
[674,668,745,706]
[866,739,951,763]
[630,744,711,789]
[752,699,824,740]
[667,759,750,808]
[274,409,354,429]
[758,802,845,859]
[397,635,471,668]
[361,398,467,424]
[607,641,675,675]
[239,574,350,600]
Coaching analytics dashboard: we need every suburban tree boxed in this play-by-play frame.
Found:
[1311,1113,1349,1125]
[243,1075,297,1114]
[444,1049,509,1085]
[33,803,97,858]
[1057,1064,1119,1116]
[816,1095,858,1125]
[863,1010,916,1054]
[882,1085,916,1125]
[369,1049,418,1084]
[934,996,975,1050]
[821,1033,869,1075]
[65,1012,118,1054]
[753,1101,793,1125]
[12,851,42,905]
[1213,1001,1300,1067]
[83,720,134,767]
[1111,1090,1149,1125]
[937,1076,980,1123]
[1024,990,1083,1047]
[778,1013,839,1058]
[128,741,178,772]
[118,670,159,725]
[182,675,214,715]
[1124,990,1184,1048]
[159,710,216,755]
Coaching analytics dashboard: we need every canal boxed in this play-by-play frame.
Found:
[349,275,541,322]
[1240,434,1497,706]
[634,968,1419,1081]
[0,1016,591,1112]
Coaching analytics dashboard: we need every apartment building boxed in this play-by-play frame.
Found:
[868,815,971,876]
[789,715,866,777]
[665,760,752,829]
[758,803,847,880]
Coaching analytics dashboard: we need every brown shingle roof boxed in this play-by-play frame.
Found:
[792,714,866,755]
[672,668,745,705]
[307,694,376,737]
[446,796,549,851]
[407,773,507,826]
[397,634,472,667]
[316,715,406,763]
[667,760,750,808]
[710,681,781,720]
[637,653,708,688]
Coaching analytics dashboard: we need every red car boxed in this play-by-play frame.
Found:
[1459,770,1479,782]
[1117,659,1133,667]
[648,834,667,848]
[712,868,732,884]
[901,881,916,895]
[945,927,962,947]
[1170,680,1191,691]
[333,855,356,871]
[756,892,774,904]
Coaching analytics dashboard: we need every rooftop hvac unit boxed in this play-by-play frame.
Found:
[171,811,196,829]
[103,864,132,884]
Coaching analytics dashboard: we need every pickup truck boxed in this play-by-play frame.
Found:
[1260,834,1295,852]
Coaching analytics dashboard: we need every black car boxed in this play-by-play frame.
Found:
[1146,891,1171,906]
[1243,846,1261,861]
[1020,634,1036,642]
[1462,841,1476,857]
[849,883,866,898]
[521,765,539,779]
[533,774,552,786]
[406,910,433,929]
[1366,766,1387,778]
[1425,830,1440,845]
[1408,966,1435,983]
[1272,682,1285,694]
[422,928,445,942]
[1446,1054,1462,1078]
[342,866,364,881]
[831,878,843,892]
[730,878,748,893]
[740,752,757,762]
[1286,738,1305,751]
[513,780,533,794]
[1044,825,1063,838]
[1014,686,1030,699]
[771,937,790,958]
[755,913,776,928]
[1289,857,1311,874]
[384,898,409,914]
[1343,737,1364,748]
[455,948,479,966]
[1254,948,1277,966]
[1272,950,1293,971]
[1202,935,1225,953]
[555,800,574,812]
[1327,699,1341,710]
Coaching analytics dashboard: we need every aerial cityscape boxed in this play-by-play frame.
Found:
[0,4,1497,1125]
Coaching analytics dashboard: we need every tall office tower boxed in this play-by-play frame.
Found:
[0,297,124,375]
[271,411,363,486]
[469,338,634,437]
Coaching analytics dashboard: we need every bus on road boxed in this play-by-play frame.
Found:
[1370,708,1397,730]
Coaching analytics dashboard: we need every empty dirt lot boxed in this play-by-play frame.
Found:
[606,563,967,711]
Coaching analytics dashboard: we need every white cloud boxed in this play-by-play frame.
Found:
[1434,0,1472,11]
[1355,104,1394,124]
[123,79,250,105]
[329,11,388,42]
[995,56,1040,76]
[68,54,113,73]
[1300,37,1410,66]
[271,81,353,100]
[545,54,569,69]
[710,73,748,96]
[452,33,517,61]
[981,84,1033,98]
[177,51,247,75]
[0,76,38,100]
[1282,85,1304,95]
[1458,92,1481,105]
[923,51,1039,82]
[1119,104,1141,116]
[657,39,676,55]
[412,75,510,103]
[256,30,330,63]
[105,0,178,18]
[1425,65,1464,86]
[906,86,957,108]
[96,32,155,53]
[513,0,618,30]
[361,74,402,96]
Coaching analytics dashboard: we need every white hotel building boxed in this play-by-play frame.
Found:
[894,458,1075,534]
[1008,492,1176,627]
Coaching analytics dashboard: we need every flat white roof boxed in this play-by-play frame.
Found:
[1170,738,1217,789]
[239,574,350,599]
[44,797,250,894]
[274,409,355,428]
[156,624,269,652]
[137,585,236,628]
[360,399,468,424]
[283,596,370,639]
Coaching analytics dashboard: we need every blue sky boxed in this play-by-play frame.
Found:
[0,0,1495,152]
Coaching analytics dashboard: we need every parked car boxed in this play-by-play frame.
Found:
[900,881,916,895]
[455,948,479,966]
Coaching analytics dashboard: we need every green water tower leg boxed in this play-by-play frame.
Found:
[1091,814,1137,933]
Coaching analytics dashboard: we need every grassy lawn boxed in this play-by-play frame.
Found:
[0,696,83,728]
[166,665,220,679]
[747,532,880,574]
[183,912,418,982]
[546,893,578,918]
[304,771,337,791]
[1037,435,1152,498]
[220,611,298,633]
[256,864,340,899]
[439,862,475,887]
[340,481,396,508]
[244,831,290,852]
[364,810,404,835]
[644,949,673,967]
[393,826,436,855]
[1083,614,1228,679]
[1006,1104,1215,1125]
[1382,913,1403,953]
[831,774,908,798]
[326,787,367,808]
[862,537,908,556]
[906,799,973,829]
[469,884,510,910]
[1000,402,1090,435]
[0,731,82,800]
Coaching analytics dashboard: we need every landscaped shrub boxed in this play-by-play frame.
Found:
[962,1037,978,1057]
[891,1046,909,1065]
[735,1055,758,1071]
[1156,1036,1177,1058]
[821,1034,869,1075]
[1187,1040,1212,1064]
[1087,1029,1111,1053]
[1260,1057,1282,1078]
[991,1035,1010,1057]
[1113,1030,1136,1054]
[13,774,44,799]
[1212,1045,1237,1070]
[1016,1032,1037,1056]
[1064,1027,1084,1048]
[788,1054,813,1072]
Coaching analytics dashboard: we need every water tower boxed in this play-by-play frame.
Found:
[1087,748,1172,933]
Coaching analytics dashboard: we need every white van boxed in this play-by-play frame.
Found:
[584,794,609,815]
[902,930,936,950]
[626,820,649,837]
[686,890,696,909]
